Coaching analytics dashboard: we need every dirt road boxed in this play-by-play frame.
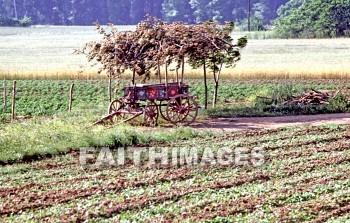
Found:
[193,113,350,132]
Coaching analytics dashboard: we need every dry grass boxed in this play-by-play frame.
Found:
[1,26,350,80]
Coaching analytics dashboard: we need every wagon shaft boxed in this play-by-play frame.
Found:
[93,110,142,125]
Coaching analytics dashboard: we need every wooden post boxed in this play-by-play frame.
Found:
[132,69,136,86]
[175,65,179,83]
[3,79,7,112]
[69,82,74,111]
[108,77,112,102]
[181,57,185,85]
[157,60,161,83]
[165,61,168,87]
[11,80,16,121]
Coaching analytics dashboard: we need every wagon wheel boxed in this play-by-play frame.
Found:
[166,95,198,126]
[144,101,159,127]
[159,101,169,121]
[108,99,125,122]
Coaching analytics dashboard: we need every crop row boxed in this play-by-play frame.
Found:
[1,125,349,222]
[1,79,348,118]
[1,125,347,187]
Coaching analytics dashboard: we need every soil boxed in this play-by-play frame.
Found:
[192,113,350,132]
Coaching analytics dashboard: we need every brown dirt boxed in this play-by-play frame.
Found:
[192,113,350,132]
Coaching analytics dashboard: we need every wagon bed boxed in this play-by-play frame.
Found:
[122,82,189,101]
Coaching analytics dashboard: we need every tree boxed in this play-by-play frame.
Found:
[187,21,247,108]
[78,17,247,109]
[274,0,350,38]
[107,0,131,24]
[130,0,146,24]
[189,0,212,22]
[0,0,293,26]
[162,0,194,23]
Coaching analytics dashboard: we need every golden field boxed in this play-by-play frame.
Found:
[0,26,350,79]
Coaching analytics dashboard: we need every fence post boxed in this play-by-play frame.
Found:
[69,82,74,111]
[3,79,6,112]
[11,80,16,121]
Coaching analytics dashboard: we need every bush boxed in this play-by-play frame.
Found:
[0,15,31,27]
[327,94,350,113]
[274,0,350,38]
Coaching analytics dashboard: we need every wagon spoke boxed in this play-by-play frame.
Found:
[144,101,159,127]
[166,95,198,126]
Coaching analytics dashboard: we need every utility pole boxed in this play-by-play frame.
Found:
[13,0,18,20]
[248,0,251,32]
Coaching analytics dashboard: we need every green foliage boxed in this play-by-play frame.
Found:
[240,15,265,31]
[327,94,350,113]
[0,15,31,27]
[0,0,289,26]
[162,0,194,23]
[0,80,111,117]
[206,83,350,118]
[274,0,350,38]
[1,80,348,121]
[0,110,206,164]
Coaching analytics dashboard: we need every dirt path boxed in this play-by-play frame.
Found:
[192,113,350,132]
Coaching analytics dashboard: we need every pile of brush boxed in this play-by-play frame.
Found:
[284,89,344,106]
[285,89,330,105]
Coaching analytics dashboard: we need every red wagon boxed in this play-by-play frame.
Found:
[107,82,198,126]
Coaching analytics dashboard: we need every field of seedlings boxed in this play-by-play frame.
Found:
[0,78,349,165]
[1,124,349,222]
[1,26,350,79]
[1,79,349,121]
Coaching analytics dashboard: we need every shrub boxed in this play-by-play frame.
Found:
[274,0,350,38]
[0,15,31,27]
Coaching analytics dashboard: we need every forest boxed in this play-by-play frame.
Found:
[0,0,288,27]
[1,0,350,37]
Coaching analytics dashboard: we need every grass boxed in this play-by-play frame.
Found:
[1,26,350,79]
[1,124,349,222]
[0,108,208,164]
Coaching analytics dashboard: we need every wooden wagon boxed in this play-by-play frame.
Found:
[106,82,198,126]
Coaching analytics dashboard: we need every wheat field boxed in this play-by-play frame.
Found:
[0,26,350,79]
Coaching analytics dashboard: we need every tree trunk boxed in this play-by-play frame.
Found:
[203,61,208,109]
[13,0,18,20]
[213,81,218,108]
[248,0,251,31]
[212,63,223,108]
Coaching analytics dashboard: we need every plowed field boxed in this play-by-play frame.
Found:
[1,124,350,222]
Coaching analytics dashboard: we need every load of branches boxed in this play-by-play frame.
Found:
[77,16,247,107]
